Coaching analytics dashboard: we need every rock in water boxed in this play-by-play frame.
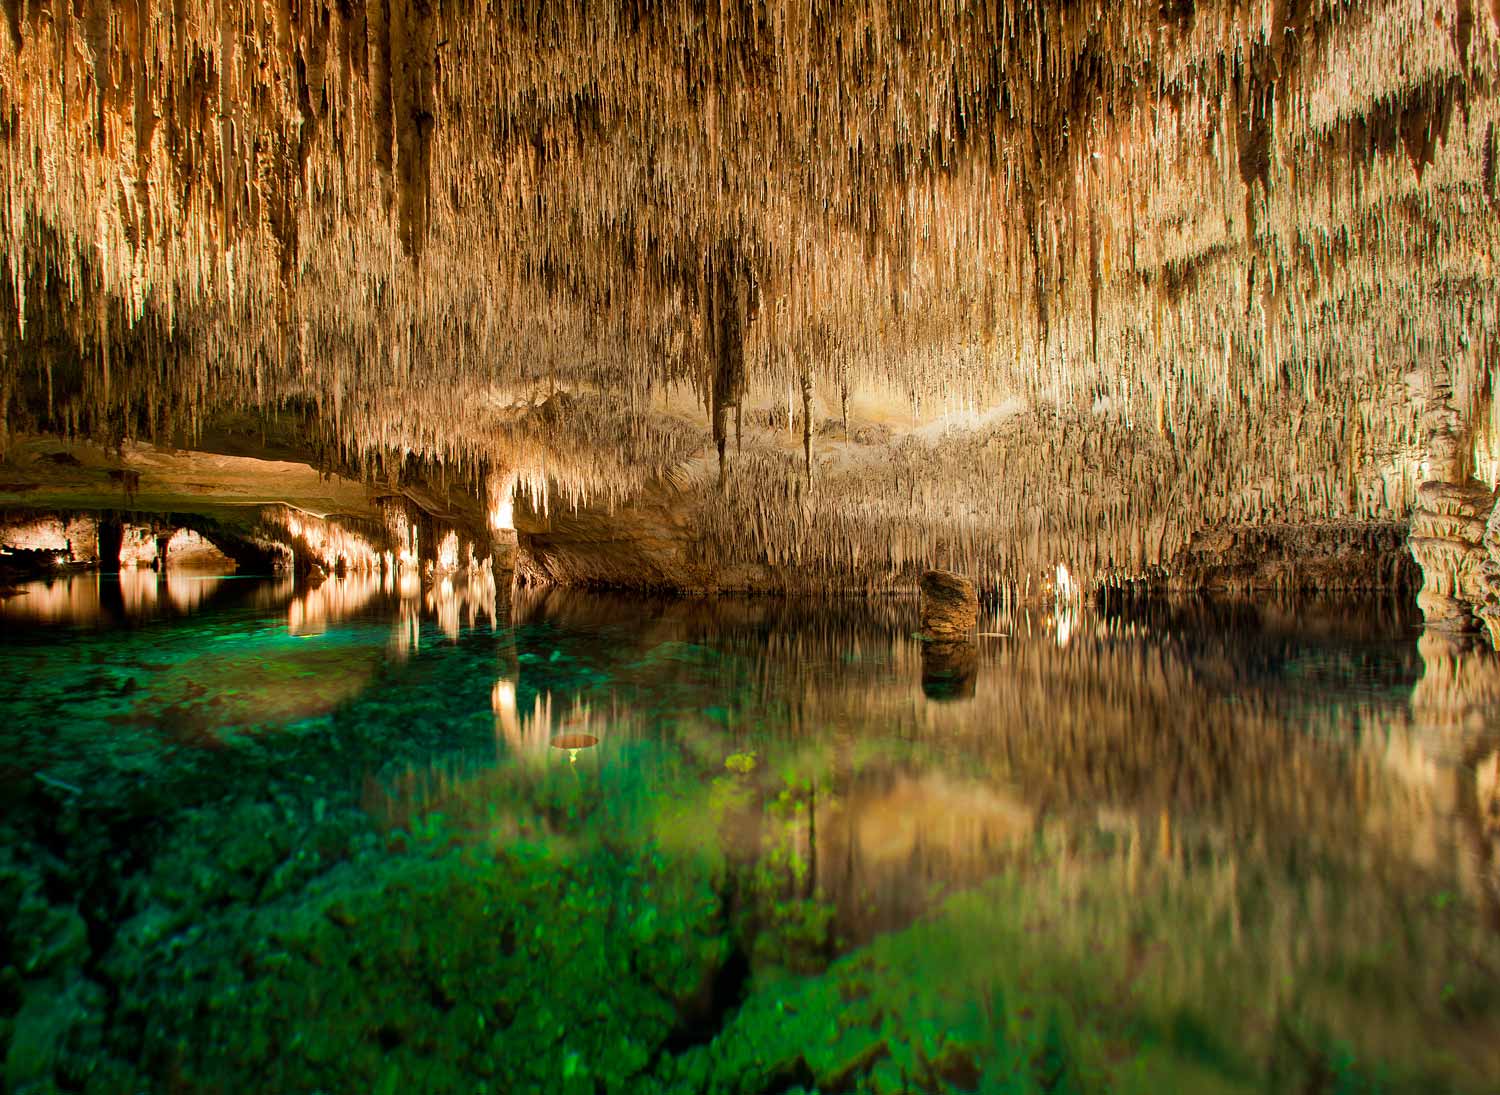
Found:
[919,571,978,640]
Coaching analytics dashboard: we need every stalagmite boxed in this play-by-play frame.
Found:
[919,570,979,640]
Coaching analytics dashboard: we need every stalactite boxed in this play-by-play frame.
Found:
[800,367,813,489]
[0,0,1492,594]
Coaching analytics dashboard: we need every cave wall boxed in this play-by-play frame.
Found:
[0,435,505,582]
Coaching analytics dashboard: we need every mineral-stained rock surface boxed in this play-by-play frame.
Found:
[1412,481,1496,631]
[1414,479,1500,644]
[1480,505,1500,647]
[919,570,979,640]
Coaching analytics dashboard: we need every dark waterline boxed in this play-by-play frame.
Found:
[1,574,1496,1093]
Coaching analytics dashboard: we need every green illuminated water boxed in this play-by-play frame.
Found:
[1,574,1497,1093]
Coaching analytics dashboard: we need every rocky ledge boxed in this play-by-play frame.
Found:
[1164,521,1420,595]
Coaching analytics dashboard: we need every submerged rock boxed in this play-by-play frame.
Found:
[921,641,978,702]
[102,841,728,1094]
[918,571,978,641]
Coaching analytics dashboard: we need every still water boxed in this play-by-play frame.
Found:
[0,572,1496,1094]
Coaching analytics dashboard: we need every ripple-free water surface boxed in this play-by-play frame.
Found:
[0,574,1496,1093]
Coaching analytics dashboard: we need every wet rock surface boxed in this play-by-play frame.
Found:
[1412,482,1495,632]
[1410,374,1500,639]
[918,571,978,641]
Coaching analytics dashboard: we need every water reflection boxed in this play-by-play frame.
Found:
[1409,631,1500,928]
[0,570,231,626]
[374,588,1500,950]
[492,682,616,761]
[1,565,503,643]
[426,565,502,641]
[5,580,1497,1088]
[919,639,977,700]
[119,568,229,616]
[281,565,502,645]
[450,591,1495,1083]
[0,568,511,757]
[348,581,1500,1094]
[286,571,386,635]
[389,566,501,656]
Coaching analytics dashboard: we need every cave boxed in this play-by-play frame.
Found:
[1,3,1498,1092]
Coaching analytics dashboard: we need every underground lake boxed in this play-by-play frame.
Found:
[1,574,1496,1093]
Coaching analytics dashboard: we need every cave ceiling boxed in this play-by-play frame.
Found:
[1,0,1498,588]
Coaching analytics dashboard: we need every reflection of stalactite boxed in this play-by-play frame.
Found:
[1411,632,1500,738]
[1456,744,1500,932]
[920,640,978,701]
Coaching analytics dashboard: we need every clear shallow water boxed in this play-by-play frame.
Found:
[0,574,1497,1094]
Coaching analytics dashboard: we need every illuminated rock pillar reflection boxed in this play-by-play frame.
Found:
[1410,630,1500,927]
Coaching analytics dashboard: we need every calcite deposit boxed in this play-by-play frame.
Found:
[1408,366,1500,640]
[0,2,1493,594]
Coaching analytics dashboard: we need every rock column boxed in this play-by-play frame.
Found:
[96,516,124,574]
[490,528,518,576]
[1410,372,1496,633]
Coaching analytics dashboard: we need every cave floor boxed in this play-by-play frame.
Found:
[0,575,1495,1094]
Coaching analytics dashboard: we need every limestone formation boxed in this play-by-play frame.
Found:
[1480,505,1500,647]
[0,2,1494,594]
[919,571,979,641]
[1164,521,1418,593]
[1411,371,1500,633]
[1412,481,1495,631]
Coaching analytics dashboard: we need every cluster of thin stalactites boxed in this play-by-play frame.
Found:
[0,1,1497,590]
